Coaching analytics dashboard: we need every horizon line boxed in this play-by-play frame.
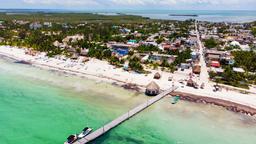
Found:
[0,8,256,11]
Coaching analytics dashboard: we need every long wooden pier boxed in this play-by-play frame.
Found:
[74,86,178,144]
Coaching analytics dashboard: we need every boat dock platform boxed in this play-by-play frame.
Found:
[74,86,178,144]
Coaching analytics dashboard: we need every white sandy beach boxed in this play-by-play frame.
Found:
[0,45,256,109]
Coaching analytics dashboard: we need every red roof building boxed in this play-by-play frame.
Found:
[210,61,221,68]
[162,44,171,50]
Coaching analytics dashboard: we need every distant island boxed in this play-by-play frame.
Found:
[169,14,198,17]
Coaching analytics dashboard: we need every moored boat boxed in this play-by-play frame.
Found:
[64,134,78,144]
[171,95,180,104]
[78,127,93,139]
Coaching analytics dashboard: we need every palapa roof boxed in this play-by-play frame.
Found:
[154,72,161,79]
[193,65,201,73]
[146,81,160,91]
[187,79,194,85]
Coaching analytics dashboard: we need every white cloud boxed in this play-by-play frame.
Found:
[110,0,176,6]
[109,0,255,7]
[111,0,145,6]
[23,0,99,6]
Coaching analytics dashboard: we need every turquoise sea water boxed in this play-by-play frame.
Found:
[0,56,256,144]
[96,10,256,23]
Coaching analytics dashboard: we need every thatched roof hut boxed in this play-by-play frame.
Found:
[25,49,37,56]
[71,53,79,59]
[145,81,160,96]
[154,72,161,79]
[80,48,89,56]
[187,79,194,87]
[193,65,201,74]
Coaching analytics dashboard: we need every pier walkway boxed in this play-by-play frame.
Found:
[74,86,178,144]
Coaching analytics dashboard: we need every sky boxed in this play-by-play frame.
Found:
[0,0,256,10]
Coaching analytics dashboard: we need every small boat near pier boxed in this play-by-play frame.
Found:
[171,95,180,104]
[64,127,93,144]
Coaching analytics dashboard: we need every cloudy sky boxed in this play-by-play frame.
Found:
[1,0,256,10]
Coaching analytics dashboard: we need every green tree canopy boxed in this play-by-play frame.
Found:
[252,27,256,37]
[204,37,218,49]
[137,45,159,53]
[129,56,144,73]
[232,51,256,72]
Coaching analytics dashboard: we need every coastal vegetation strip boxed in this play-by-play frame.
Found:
[0,12,150,23]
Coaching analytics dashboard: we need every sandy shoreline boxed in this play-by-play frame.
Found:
[0,47,143,87]
[0,45,256,114]
[0,49,146,93]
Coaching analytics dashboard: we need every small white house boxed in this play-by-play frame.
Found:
[233,67,245,73]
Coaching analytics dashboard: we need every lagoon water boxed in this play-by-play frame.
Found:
[128,10,256,23]
[97,10,256,23]
[1,56,256,144]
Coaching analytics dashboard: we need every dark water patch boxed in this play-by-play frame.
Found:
[15,60,32,65]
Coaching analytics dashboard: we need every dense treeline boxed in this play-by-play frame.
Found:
[204,37,218,49]
[87,44,111,60]
[129,56,144,73]
[137,45,159,53]
[232,51,256,72]
[210,66,256,89]
[252,27,256,37]
[209,50,256,88]
[0,13,148,23]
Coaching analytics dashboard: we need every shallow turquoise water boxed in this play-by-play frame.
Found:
[0,56,145,144]
[0,56,256,144]
[92,10,256,22]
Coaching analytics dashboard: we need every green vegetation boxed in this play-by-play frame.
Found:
[210,51,256,88]
[87,44,111,60]
[129,56,144,73]
[218,25,229,34]
[204,37,218,49]
[169,20,193,41]
[224,45,240,51]
[209,66,251,89]
[252,27,256,37]
[168,32,181,41]
[0,12,195,74]
[87,44,126,67]
[137,45,159,53]
[156,36,165,44]
[232,51,256,72]
[174,48,192,65]
[0,13,148,23]
[168,48,192,66]
[168,31,188,41]
[148,48,192,73]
